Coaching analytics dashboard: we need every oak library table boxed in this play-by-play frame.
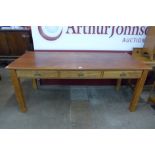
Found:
[6,51,151,112]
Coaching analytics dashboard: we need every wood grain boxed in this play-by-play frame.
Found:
[144,26,155,60]
[17,70,58,78]
[10,70,27,112]
[6,52,151,112]
[32,79,38,90]
[129,70,149,112]
[0,32,10,55]
[6,52,151,70]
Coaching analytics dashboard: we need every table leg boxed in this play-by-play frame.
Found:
[32,79,38,90]
[116,79,122,91]
[147,81,155,104]
[129,70,149,112]
[10,70,27,112]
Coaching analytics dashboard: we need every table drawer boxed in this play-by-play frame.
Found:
[60,71,102,79]
[16,70,58,78]
[103,71,142,79]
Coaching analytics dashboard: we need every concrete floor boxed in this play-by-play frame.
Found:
[0,68,155,129]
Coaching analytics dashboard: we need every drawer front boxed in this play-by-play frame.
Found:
[103,71,142,79]
[16,70,58,78]
[60,71,102,79]
[16,70,142,79]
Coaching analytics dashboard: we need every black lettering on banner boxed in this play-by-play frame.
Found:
[66,26,76,34]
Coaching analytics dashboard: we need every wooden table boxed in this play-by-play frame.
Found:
[6,51,151,112]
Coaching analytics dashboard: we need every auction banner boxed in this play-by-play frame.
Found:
[31,26,147,51]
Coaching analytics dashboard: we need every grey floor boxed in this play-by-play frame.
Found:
[0,68,155,129]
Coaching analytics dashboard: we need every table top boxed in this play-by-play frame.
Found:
[6,51,151,71]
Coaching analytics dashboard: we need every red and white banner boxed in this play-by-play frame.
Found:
[31,26,147,51]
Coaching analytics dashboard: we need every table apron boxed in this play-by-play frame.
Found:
[16,70,143,79]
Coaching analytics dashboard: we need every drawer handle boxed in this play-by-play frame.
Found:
[34,72,41,77]
[78,73,84,77]
[120,72,127,77]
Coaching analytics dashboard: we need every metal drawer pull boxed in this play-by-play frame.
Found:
[120,72,127,77]
[34,72,41,76]
[78,73,84,77]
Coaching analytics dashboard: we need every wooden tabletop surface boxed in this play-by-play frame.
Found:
[6,51,152,70]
